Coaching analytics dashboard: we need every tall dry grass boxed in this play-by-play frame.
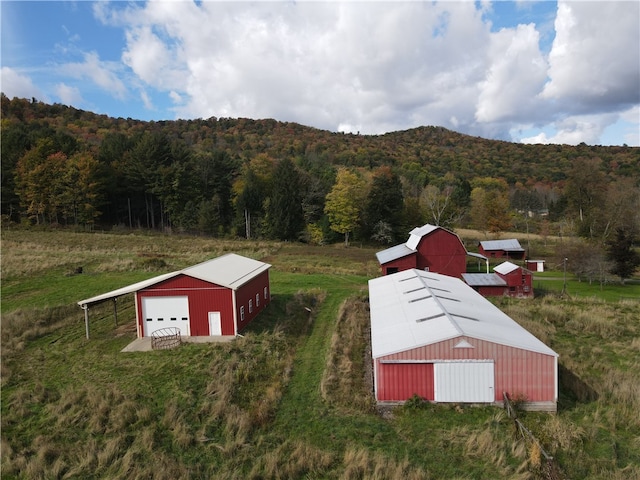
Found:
[320,295,375,412]
[498,295,640,478]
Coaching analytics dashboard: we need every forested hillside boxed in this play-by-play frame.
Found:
[2,94,639,248]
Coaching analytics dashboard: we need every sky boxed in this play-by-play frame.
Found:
[1,1,639,146]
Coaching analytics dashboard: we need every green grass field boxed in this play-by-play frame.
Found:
[2,229,639,479]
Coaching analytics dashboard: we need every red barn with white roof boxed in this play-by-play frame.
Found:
[369,269,557,411]
[462,261,534,298]
[78,253,271,338]
[376,224,476,277]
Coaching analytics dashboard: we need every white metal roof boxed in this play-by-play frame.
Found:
[375,244,415,264]
[479,239,524,251]
[461,273,507,287]
[493,261,520,275]
[78,253,270,307]
[377,223,475,266]
[368,269,557,359]
[406,224,439,250]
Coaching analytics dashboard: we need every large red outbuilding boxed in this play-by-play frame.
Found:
[376,224,478,277]
[78,253,271,338]
[369,269,558,411]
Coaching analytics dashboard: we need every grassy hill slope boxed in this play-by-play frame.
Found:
[2,230,639,479]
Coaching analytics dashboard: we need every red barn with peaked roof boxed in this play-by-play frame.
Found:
[78,254,271,338]
[369,269,557,411]
[376,224,473,277]
[462,261,534,298]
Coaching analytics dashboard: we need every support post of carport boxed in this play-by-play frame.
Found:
[83,304,90,339]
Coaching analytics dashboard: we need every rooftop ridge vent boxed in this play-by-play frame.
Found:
[416,313,445,323]
[428,286,451,293]
[404,287,427,294]
[399,276,419,282]
[434,295,461,303]
[409,296,432,303]
[452,314,480,321]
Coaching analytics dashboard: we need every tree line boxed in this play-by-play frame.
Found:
[2,95,639,265]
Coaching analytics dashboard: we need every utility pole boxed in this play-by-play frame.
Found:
[562,257,568,295]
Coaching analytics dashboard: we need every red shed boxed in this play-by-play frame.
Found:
[478,239,525,260]
[376,224,471,277]
[494,261,533,298]
[78,254,271,338]
[462,261,534,298]
[369,269,557,411]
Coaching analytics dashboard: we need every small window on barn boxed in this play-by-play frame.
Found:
[386,267,399,275]
[256,293,260,307]
[171,317,177,321]
[240,306,245,321]
[158,318,164,321]
[146,318,152,322]
[264,287,268,300]
[249,299,253,313]
[181,317,188,321]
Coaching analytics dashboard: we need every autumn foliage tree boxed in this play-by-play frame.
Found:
[324,168,367,246]
[469,177,511,234]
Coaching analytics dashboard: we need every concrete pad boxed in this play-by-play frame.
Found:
[121,337,152,352]
[121,335,236,352]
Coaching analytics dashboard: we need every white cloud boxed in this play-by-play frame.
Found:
[521,113,616,145]
[91,0,639,146]
[59,51,128,99]
[475,23,547,123]
[55,83,83,105]
[542,1,640,112]
[1,67,47,101]
[140,90,154,110]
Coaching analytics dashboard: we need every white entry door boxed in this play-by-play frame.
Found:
[208,312,222,336]
[434,361,495,403]
[142,296,190,337]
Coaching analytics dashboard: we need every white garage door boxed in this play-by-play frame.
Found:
[142,296,190,337]
[434,361,494,403]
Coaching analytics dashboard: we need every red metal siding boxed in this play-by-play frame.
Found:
[378,336,556,403]
[498,269,534,298]
[376,362,434,401]
[476,285,509,297]
[415,229,467,277]
[478,247,525,260]
[136,274,234,336]
[381,253,417,275]
[234,270,271,333]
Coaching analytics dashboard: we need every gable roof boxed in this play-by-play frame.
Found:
[78,253,271,307]
[368,269,557,359]
[376,223,468,265]
[479,239,524,252]
[494,261,521,275]
[461,273,507,287]
[375,243,415,264]
[406,224,441,250]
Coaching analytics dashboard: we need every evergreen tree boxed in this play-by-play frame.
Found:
[267,158,305,241]
[606,228,640,283]
[364,166,404,244]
